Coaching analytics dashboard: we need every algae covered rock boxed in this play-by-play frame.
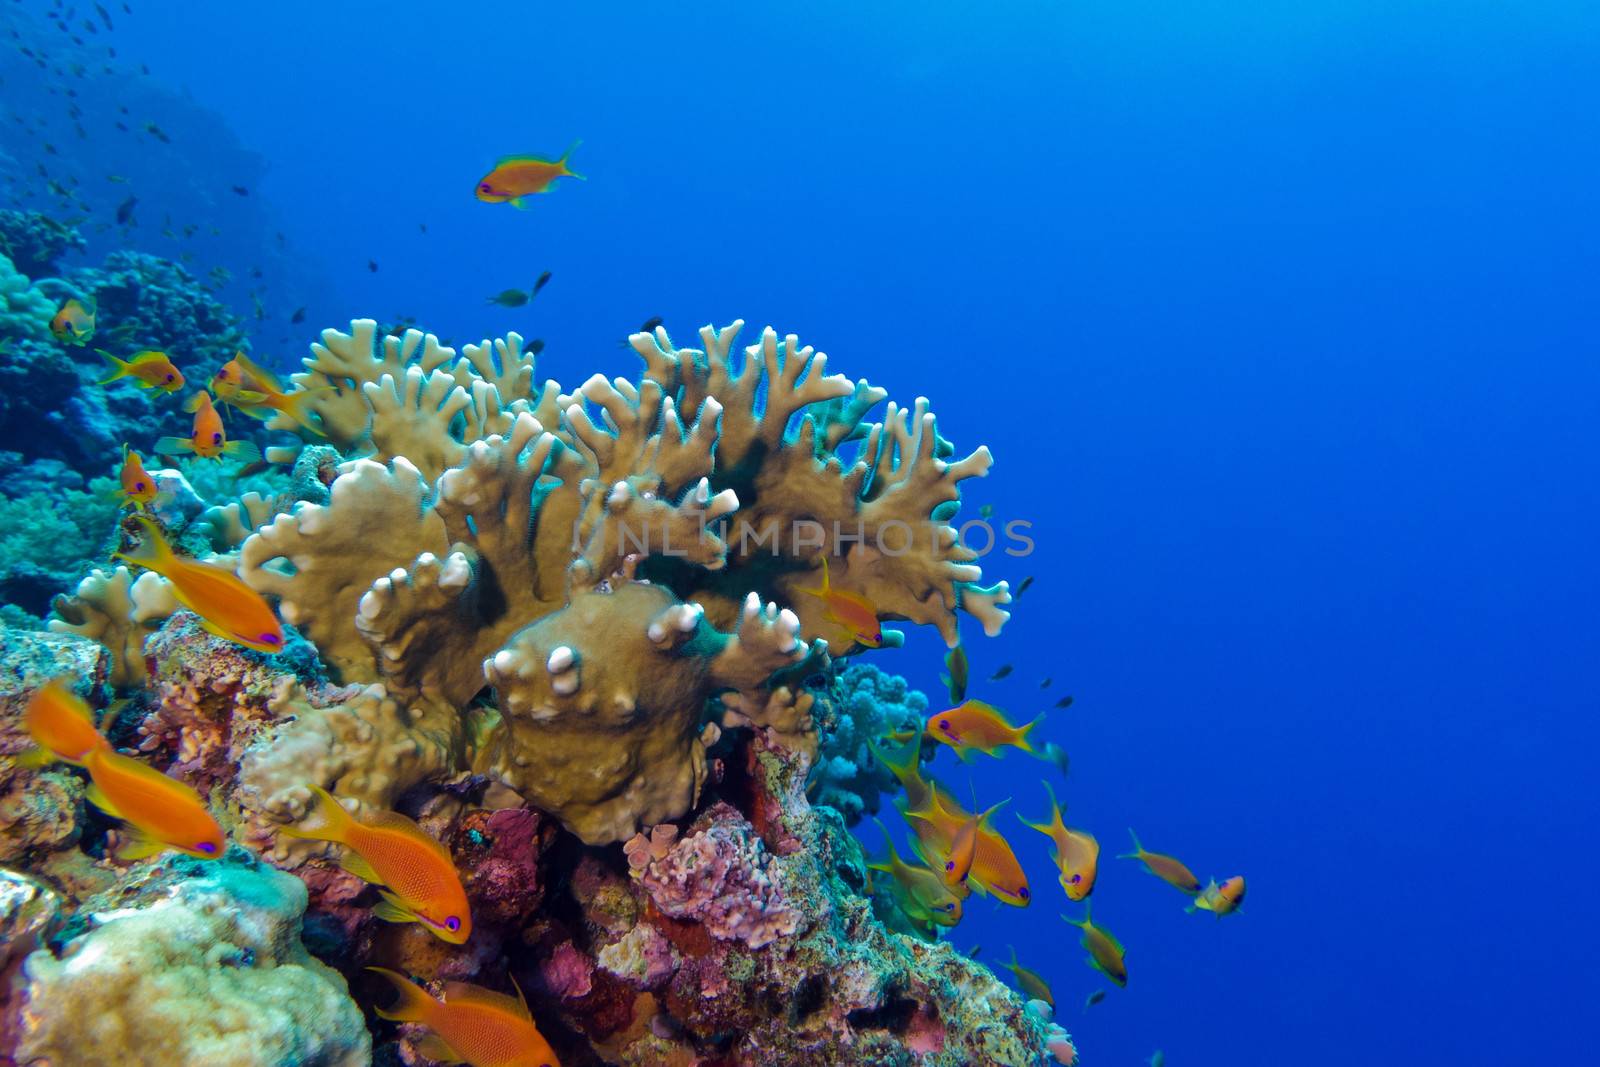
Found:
[14,851,370,1067]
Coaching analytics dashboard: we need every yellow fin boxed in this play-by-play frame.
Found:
[339,849,382,884]
[14,746,55,769]
[85,781,122,817]
[443,980,531,1021]
[115,832,169,861]
[414,1034,465,1064]
[373,890,419,925]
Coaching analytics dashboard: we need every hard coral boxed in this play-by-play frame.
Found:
[234,317,1007,845]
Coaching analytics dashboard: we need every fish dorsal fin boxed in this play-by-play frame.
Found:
[230,350,282,393]
[443,980,531,1021]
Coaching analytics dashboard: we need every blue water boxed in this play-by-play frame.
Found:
[7,2,1599,1063]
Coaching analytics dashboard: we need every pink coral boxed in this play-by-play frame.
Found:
[633,801,800,950]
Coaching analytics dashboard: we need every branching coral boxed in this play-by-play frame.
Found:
[47,564,177,687]
[223,316,1008,845]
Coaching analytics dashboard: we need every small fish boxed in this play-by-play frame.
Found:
[155,390,262,461]
[252,292,265,320]
[290,306,306,324]
[531,270,552,297]
[1148,1052,1165,1067]
[989,664,1013,681]
[1054,695,1075,709]
[638,315,663,334]
[979,503,993,519]
[1061,902,1127,987]
[366,968,560,1066]
[1019,781,1098,900]
[94,1,111,29]
[97,349,183,391]
[21,678,108,767]
[117,447,158,509]
[795,557,881,648]
[866,818,962,927]
[280,785,470,943]
[1083,989,1106,1012]
[1015,576,1035,599]
[924,700,1039,759]
[524,338,545,357]
[210,350,325,435]
[142,121,169,143]
[998,946,1054,1008]
[942,644,968,704]
[84,745,227,860]
[1118,829,1202,895]
[367,259,378,272]
[230,184,248,196]
[476,143,584,207]
[486,288,528,307]
[900,788,1030,906]
[1189,875,1246,918]
[418,222,427,233]
[1039,677,1051,689]
[114,514,282,652]
[50,297,96,345]
[106,173,128,183]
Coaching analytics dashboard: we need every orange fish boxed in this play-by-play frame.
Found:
[83,746,226,860]
[20,678,109,767]
[210,350,325,435]
[113,513,284,653]
[97,348,184,392]
[117,446,158,509]
[475,142,584,208]
[901,788,1031,907]
[1118,828,1201,895]
[866,818,963,928]
[1189,875,1247,918]
[155,389,261,461]
[367,968,560,1067]
[925,700,1041,759]
[280,785,470,944]
[1061,901,1127,987]
[795,557,882,648]
[49,296,95,344]
[939,794,1002,888]
[1018,781,1099,901]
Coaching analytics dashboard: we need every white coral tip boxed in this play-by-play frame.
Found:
[440,553,471,589]
[357,590,382,621]
[743,591,760,617]
[547,646,575,673]
[492,649,517,676]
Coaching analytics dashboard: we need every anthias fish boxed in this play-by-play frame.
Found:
[367,968,561,1067]
[98,348,183,391]
[155,390,262,460]
[1018,781,1099,901]
[22,678,108,766]
[114,514,284,652]
[999,945,1054,1008]
[117,447,157,509]
[1061,902,1127,987]
[1190,875,1247,917]
[84,746,226,860]
[280,785,471,944]
[476,144,584,208]
[50,296,95,344]
[1119,828,1202,895]
[795,557,882,648]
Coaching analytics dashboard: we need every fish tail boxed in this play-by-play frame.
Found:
[271,392,329,437]
[1117,827,1144,860]
[1033,741,1070,778]
[95,348,129,383]
[1014,712,1045,753]
[365,967,436,1024]
[113,513,177,575]
[275,784,356,845]
[559,139,585,179]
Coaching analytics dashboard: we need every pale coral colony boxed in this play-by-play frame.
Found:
[0,315,1080,1064]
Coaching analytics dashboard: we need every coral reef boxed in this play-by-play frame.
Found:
[0,249,54,341]
[13,851,370,1067]
[1,313,1053,1065]
[0,476,122,617]
[809,662,932,825]
[0,209,85,278]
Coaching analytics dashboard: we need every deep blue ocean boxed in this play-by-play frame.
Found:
[4,2,1597,1063]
